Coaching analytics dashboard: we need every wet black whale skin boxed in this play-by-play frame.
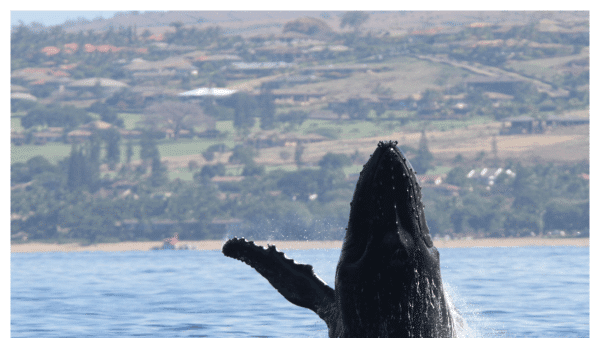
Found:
[222,141,454,337]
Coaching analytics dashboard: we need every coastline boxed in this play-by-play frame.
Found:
[11,237,589,253]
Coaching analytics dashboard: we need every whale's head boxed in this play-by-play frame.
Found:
[335,141,450,336]
[338,140,438,270]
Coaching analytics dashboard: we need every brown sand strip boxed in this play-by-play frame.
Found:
[433,237,589,248]
[11,238,588,253]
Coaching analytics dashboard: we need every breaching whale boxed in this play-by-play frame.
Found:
[222,141,455,337]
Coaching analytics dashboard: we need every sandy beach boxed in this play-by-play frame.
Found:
[11,237,589,253]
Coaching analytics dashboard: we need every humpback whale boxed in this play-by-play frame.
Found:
[223,141,455,337]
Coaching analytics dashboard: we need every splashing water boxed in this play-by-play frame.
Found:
[444,282,510,338]
[444,286,470,338]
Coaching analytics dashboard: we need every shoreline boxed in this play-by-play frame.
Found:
[11,237,589,253]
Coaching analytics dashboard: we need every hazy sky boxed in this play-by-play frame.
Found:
[11,11,121,27]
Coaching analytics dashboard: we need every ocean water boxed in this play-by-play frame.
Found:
[11,245,589,337]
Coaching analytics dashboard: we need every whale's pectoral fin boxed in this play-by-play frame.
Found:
[222,237,338,326]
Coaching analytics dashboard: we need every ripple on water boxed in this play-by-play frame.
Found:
[11,247,588,338]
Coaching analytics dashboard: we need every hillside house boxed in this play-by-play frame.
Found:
[500,112,589,135]
[178,87,238,98]
[67,77,129,98]
[32,128,64,144]
[270,90,326,104]
[67,121,123,143]
[67,129,93,143]
[545,114,589,127]
[11,131,26,145]
[254,46,304,63]
[500,115,542,134]
[11,92,38,102]
[124,57,198,77]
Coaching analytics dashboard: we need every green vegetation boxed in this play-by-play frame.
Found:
[11,142,589,242]
[11,143,72,164]
[10,12,588,243]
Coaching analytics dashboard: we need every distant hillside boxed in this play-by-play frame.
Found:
[60,11,589,37]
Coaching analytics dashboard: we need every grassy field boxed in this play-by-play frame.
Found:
[11,114,588,173]
[11,116,24,133]
[280,56,472,101]
[10,117,240,165]
[505,51,589,81]
[118,113,144,130]
[11,143,72,164]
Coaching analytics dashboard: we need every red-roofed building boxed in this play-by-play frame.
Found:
[147,34,164,41]
[97,45,121,53]
[60,63,78,70]
[411,28,442,36]
[51,70,70,77]
[41,46,60,56]
[21,68,49,74]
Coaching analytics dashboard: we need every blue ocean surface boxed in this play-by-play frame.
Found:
[11,245,589,337]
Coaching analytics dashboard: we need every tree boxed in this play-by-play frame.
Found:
[318,153,351,170]
[231,93,257,136]
[21,104,92,129]
[445,167,468,187]
[229,145,257,165]
[126,139,133,165]
[278,110,308,130]
[258,93,276,130]
[277,170,320,201]
[86,133,102,188]
[418,89,443,116]
[346,98,369,120]
[282,17,334,36]
[242,161,265,177]
[150,154,168,187]
[411,130,434,174]
[103,128,121,170]
[294,143,305,166]
[195,163,226,181]
[141,101,215,139]
[67,144,88,190]
[140,131,159,165]
[26,156,56,176]
[491,135,499,166]
[89,101,123,127]
[340,11,370,32]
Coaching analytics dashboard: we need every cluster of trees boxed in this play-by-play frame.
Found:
[425,161,589,237]
[11,130,589,243]
[10,14,589,243]
[19,103,93,130]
